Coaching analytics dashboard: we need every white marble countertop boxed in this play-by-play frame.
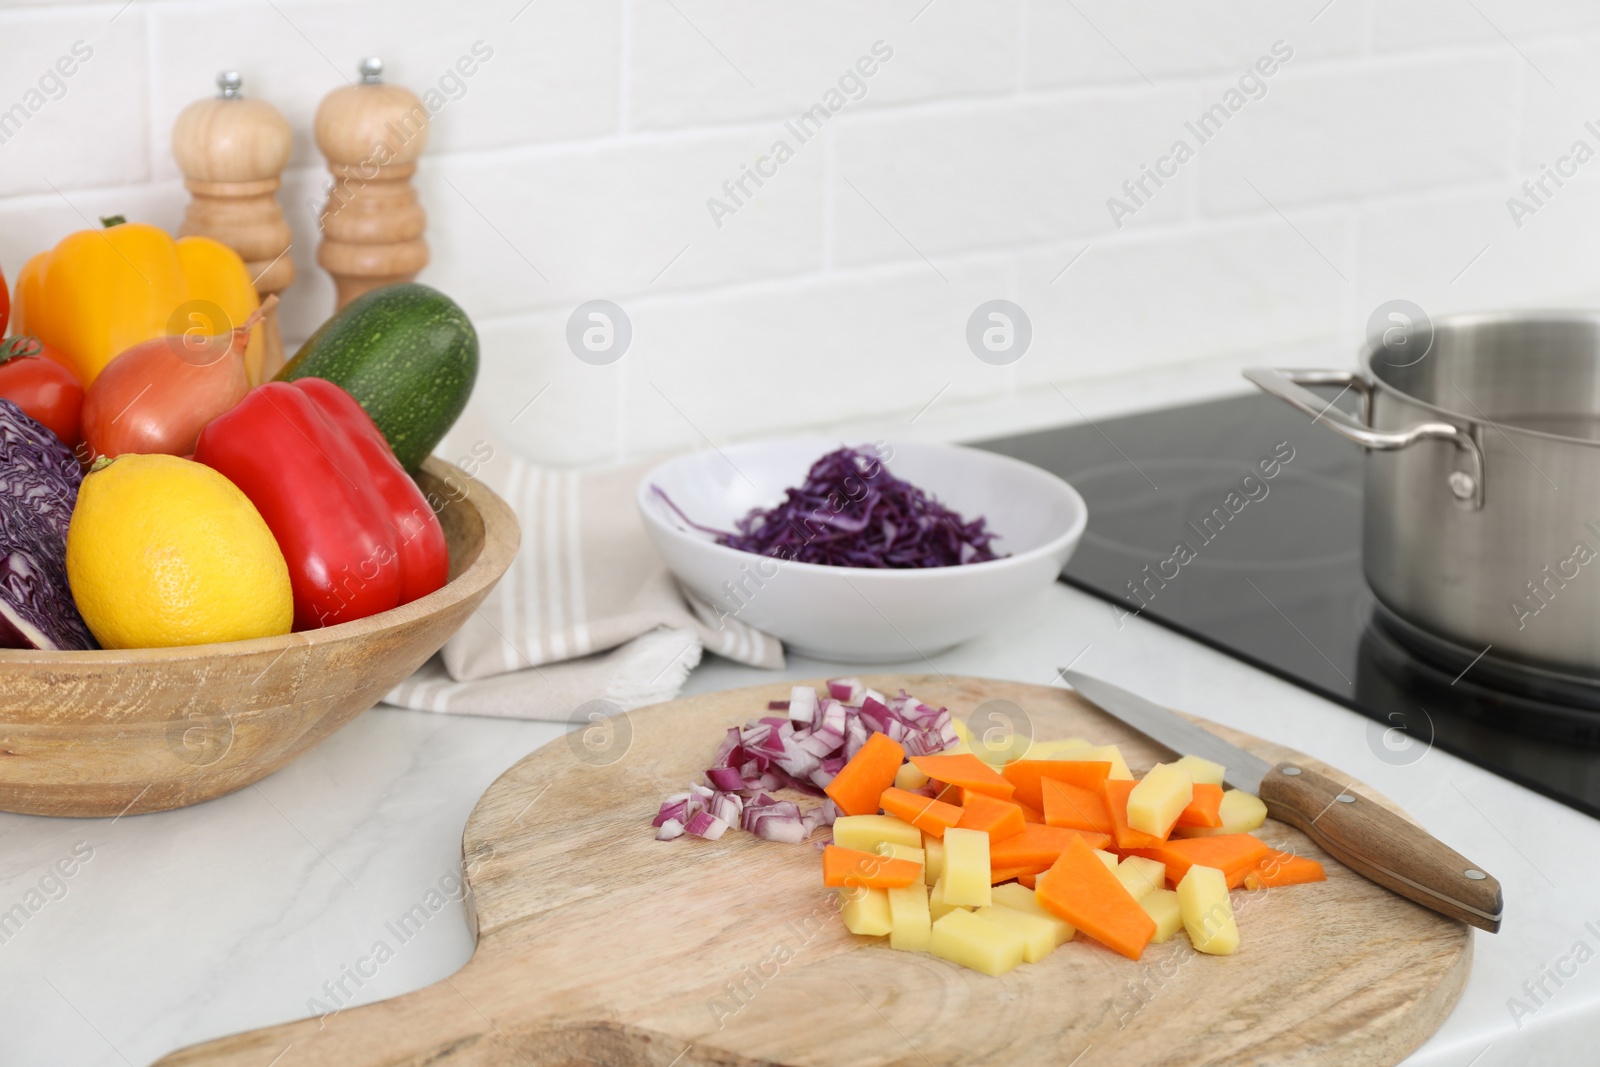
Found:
[2,574,1595,1064]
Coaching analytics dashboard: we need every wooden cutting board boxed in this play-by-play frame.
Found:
[157,676,1472,1067]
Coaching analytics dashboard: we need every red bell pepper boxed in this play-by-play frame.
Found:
[194,377,449,629]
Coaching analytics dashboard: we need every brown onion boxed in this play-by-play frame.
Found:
[80,297,272,462]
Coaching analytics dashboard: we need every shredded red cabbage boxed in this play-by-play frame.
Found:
[653,680,959,843]
[654,445,1004,568]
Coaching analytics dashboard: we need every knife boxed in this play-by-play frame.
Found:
[1061,670,1503,933]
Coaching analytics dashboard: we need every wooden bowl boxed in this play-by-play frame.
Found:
[0,458,520,817]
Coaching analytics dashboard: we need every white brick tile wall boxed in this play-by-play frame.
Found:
[1012,213,1350,388]
[1517,37,1600,172]
[1356,178,1600,317]
[418,124,826,321]
[627,0,1020,130]
[473,311,622,467]
[0,2,1596,470]
[147,0,619,181]
[0,6,150,198]
[276,164,341,339]
[1199,55,1519,215]
[1024,0,1363,89]
[615,259,1011,457]
[831,89,1199,268]
[1372,0,1600,52]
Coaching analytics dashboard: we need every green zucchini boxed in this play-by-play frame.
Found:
[277,283,478,470]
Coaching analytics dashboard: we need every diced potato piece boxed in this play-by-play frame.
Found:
[941,828,991,907]
[971,732,1029,766]
[991,883,1075,944]
[1023,737,1093,759]
[1173,753,1226,787]
[878,842,925,871]
[1218,789,1267,831]
[929,910,1026,976]
[1172,789,1269,838]
[894,762,930,791]
[977,904,1058,962]
[888,881,933,951]
[1115,855,1167,901]
[928,874,968,922]
[840,886,893,937]
[833,814,923,852]
[1094,849,1120,872]
[923,833,945,885]
[951,717,974,747]
[1126,763,1193,837]
[1055,744,1133,780]
[1140,888,1183,943]
[1177,865,1239,955]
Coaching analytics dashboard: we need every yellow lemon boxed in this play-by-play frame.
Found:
[67,454,293,648]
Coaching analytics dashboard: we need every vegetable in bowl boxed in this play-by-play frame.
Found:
[638,437,1087,661]
[0,398,95,650]
[653,445,1006,568]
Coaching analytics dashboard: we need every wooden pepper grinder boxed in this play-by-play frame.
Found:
[172,71,295,379]
[314,57,429,311]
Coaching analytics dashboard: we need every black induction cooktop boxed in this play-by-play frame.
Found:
[977,392,1600,820]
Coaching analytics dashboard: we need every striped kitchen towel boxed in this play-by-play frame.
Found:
[382,410,784,721]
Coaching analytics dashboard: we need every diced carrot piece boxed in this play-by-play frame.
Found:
[1246,849,1327,889]
[1017,872,1038,889]
[1018,801,1046,824]
[1103,779,1169,850]
[825,733,907,817]
[879,787,963,838]
[821,845,921,889]
[1036,837,1156,961]
[955,793,1026,842]
[935,783,963,806]
[1174,783,1225,828]
[990,824,1112,869]
[1041,778,1114,834]
[1001,759,1114,810]
[1127,834,1271,888]
[910,753,1015,800]
[1002,761,1057,812]
[990,863,1048,884]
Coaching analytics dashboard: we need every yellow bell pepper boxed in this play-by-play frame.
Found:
[12,217,262,384]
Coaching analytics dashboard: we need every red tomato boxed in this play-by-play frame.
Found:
[0,336,85,447]
[0,263,9,336]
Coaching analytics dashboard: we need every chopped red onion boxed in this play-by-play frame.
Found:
[705,766,744,791]
[828,677,865,703]
[788,685,819,726]
[685,811,729,840]
[652,682,958,843]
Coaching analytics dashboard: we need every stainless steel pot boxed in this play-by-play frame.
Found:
[1248,310,1600,680]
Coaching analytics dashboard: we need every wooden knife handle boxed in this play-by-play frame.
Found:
[1257,761,1503,933]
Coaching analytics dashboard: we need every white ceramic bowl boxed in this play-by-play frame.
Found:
[637,437,1087,662]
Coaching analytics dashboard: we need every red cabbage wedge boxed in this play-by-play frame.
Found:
[0,399,95,650]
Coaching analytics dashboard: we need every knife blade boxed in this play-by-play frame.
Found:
[1065,671,1275,794]
[1061,669,1504,933]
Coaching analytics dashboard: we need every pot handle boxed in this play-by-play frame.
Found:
[1243,367,1484,509]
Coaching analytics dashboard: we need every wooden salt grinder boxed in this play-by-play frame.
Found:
[314,57,429,311]
[172,71,295,378]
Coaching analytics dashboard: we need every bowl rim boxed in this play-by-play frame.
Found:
[636,436,1088,580]
[0,456,522,664]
